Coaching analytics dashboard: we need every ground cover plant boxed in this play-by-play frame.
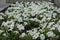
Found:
[0,1,60,40]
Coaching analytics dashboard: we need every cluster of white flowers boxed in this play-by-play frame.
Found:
[16,23,25,30]
[47,31,56,37]
[27,28,40,39]
[40,34,45,40]
[0,1,60,40]
[1,20,15,31]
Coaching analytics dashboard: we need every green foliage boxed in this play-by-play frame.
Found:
[20,35,33,40]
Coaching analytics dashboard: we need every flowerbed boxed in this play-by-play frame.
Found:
[0,1,60,40]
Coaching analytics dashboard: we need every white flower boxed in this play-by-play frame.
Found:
[22,13,29,18]
[57,20,60,24]
[9,22,14,30]
[24,22,28,25]
[0,13,5,16]
[32,33,39,39]
[1,22,8,26]
[40,15,43,17]
[16,1,21,7]
[47,22,54,28]
[56,8,60,13]
[54,24,60,32]
[29,18,35,21]
[14,14,21,19]
[42,23,47,29]
[57,26,60,32]
[47,17,51,20]
[21,33,26,37]
[30,11,36,16]
[2,20,15,31]
[39,29,45,33]
[16,1,24,8]
[50,27,55,30]
[40,34,45,40]
[39,9,47,13]
[14,31,19,34]
[5,12,14,16]
[27,28,39,39]
[16,24,24,30]
[0,15,4,19]
[47,31,55,37]
[3,33,6,37]
[2,20,14,28]
[41,16,46,22]
[18,17,23,22]
[53,13,57,18]
[24,7,29,13]
[23,17,28,21]
[25,2,29,5]
[13,7,20,9]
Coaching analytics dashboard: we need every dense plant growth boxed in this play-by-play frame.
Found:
[0,1,60,40]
